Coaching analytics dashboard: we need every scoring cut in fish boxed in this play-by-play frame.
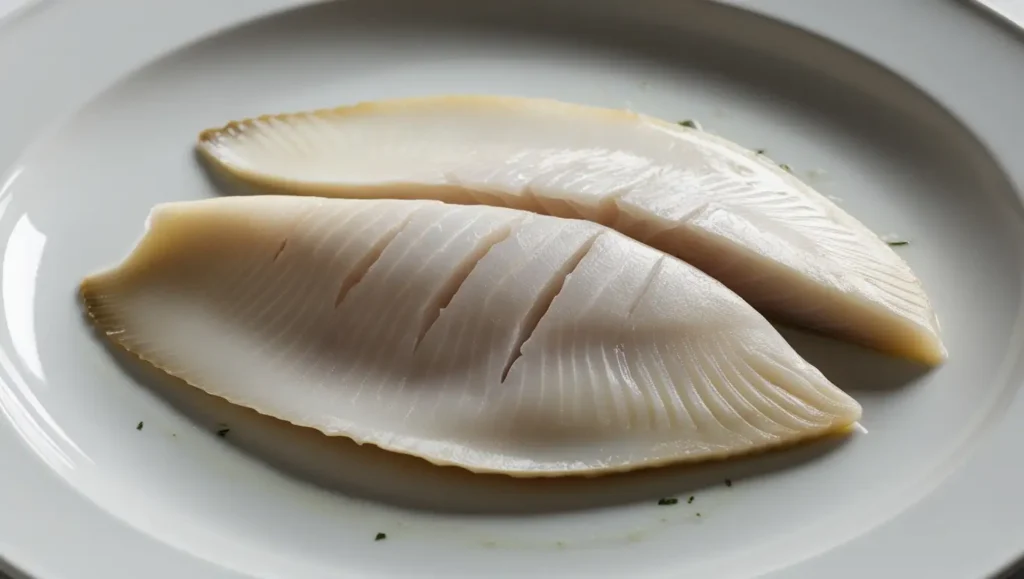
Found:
[81,196,861,476]
[197,95,945,365]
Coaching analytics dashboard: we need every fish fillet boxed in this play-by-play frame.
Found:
[81,196,860,476]
[197,95,945,365]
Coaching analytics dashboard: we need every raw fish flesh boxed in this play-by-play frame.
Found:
[197,95,945,365]
[81,196,861,476]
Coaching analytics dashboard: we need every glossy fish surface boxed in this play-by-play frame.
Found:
[81,196,861,476]
[198,95,945,365]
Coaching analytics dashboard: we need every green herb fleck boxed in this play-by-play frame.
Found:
[687,496,694,504]
[216,428,230,437]
[725,479,733,487]
[695,512,702,517]
[755,149,766,155]
[779,163,792,173]
[657,497,678,506]
[136,421,144,431]
[375,532,387,541]
[886,240,909,247]
[678,119,698,129]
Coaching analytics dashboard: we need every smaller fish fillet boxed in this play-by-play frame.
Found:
[197,95,945,365]
[81,196,862,476]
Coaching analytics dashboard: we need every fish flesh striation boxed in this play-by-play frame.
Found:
[81,196,861,476]
[197,95,945,365]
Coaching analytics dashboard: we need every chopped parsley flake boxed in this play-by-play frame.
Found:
[886,240,909,246]
[755,149,766,155]
[657,497,678,506]
[696,512,702,517]
[779,163,792,173]
[216,428,230,437]
[375,532,387,541]
[136,421,144,431]
[678,119,698,129]
[725,479,733,487]
[687,496,694,504]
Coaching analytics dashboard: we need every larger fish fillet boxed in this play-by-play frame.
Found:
[197,95,945,365]
[81,196,860,476]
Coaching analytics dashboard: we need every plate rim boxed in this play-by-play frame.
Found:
[2,0,1024,578]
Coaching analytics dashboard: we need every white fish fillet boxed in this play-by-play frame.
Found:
[197,95,945,365]
[81,196,861,476]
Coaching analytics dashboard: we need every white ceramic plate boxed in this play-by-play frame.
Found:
[2,1,1024,577]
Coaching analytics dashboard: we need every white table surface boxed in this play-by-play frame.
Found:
[973,0,1024,28]
[0,0,1021,578]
